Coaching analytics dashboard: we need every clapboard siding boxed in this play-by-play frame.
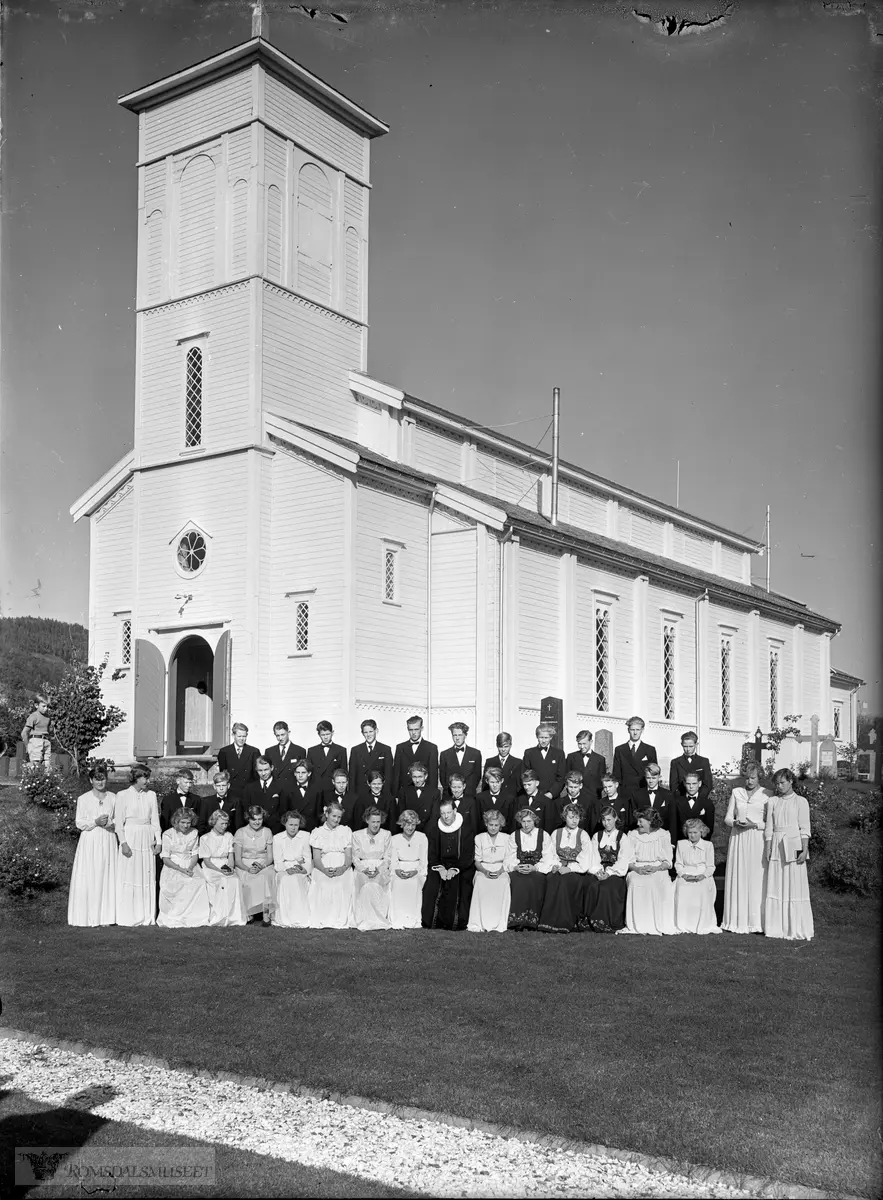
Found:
[144,209,164,304]
[474,448,539,508]
[631,512,664,555]
[136,458,250,631]
[266,184,283,281]
[295,162,334,305]
[344,226,361,319]
[616,506,632,543]
[483,528,500,734]
[230,179,249,276]
[355,483,428,704]
[228,126,251,175]
[139,286,252,462]
[177,152,218,294]
[574,561,634,716]
[683,532,714,571]
[565,485,608,537]
[264,128,288,178]
[803,635,821,728]
[142,71,254,160]
[517,543,561,703]
[344,177,364,224]
[720,545,743,581]
[759,615,795,726]
[91,486,135,761]
[414,424,458,478]
[263,73,367,181]
[268,451,346,728]
[647,584,694,726]
[261,283,360,439]
[430,528,477,707]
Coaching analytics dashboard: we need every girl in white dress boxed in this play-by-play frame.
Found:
[199,810,246,927]
[620,808,679,935]
[158,808,210,928]
[674,819,720,934]
[309,802,355,928]
[273,810,313,928]
[467,808,511,932]
[764,769,814,941]
[352,806,392,931]
[114,765,161,927]
[388,809,428,929]
[233,806,275,925]
[722,764,769,933]
[68,765,117,927]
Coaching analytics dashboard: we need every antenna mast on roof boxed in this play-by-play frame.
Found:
[765,504,771,592]
[551,387,560,527]
[252,1,269,39]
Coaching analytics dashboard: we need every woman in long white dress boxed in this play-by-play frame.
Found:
[68,765,118,927]
[764,768,814,941]
[722,764,768,934]
[388,809,428,929]
[199,810,246,927]
[272,810,313,928]
[467,808,511,932]
[233,805,276,925]
[309,801,355,928]
[352,806,392,931]
[115,765,161,926]
[158,808,210,928]
[674,819,720,934]
[620,808,679,935]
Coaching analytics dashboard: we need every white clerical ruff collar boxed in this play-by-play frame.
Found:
[438,813,464,833]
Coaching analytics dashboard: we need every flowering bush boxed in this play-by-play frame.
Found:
[0,841,60,897]
[19,762,81,837]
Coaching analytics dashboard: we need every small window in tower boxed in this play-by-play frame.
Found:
[177,530,207,574]
[120,618,132,667]
[185,346,203,447]
[663,622,677,721]
[595,605,611,713]
[720,636,732,727]
[384,548,397,602]
[769,646,780,728]
[833,704,842,740]
[295,601,310,653]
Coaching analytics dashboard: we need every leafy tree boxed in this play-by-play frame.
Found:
[763,713,802,775]
[42,657,125,777]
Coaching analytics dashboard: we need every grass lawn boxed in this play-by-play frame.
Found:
[1,897,880,1199]
[0,1089,418,1197]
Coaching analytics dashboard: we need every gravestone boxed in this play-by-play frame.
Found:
[595,728,614,772]
[540,696,563,749]
[818,737,837,774]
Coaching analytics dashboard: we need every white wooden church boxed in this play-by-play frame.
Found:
[72,23,859,775]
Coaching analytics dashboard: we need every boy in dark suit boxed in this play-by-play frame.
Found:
[289,760,325,831]
[350,719,392,803]
[392,715,439,796]
[435,772,479,836]
[671,771,716,840]
[241,757,291,835]
[551,771,597,833]
[160,769,200,831]
[518,769,554,832]
[306,721,348,801]
[522,725,566,804]
[197,770,239,835]
[326,768,360,828]
[484,732,523,806]
[564,730,607,804]
[216,722,260,808]
[363,769,397,830]
[612,716,657,808]
[438,722,483,798]
[632,763,675,839]
[599,774,630,836]
[669,732,713,804]
[396,761,439,830]
[477,767,516,834]
[263,722,306,794]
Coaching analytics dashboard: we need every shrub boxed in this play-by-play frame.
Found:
[0,841,60,897]
[19,763,68,809]
[821,834,882,898]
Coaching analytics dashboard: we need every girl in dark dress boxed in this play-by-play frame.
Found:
[504,808,552,930]
[587,805,632,932]
[538,803,599,933]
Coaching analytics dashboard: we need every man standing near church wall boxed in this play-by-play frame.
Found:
[350,720,393,804]
[522,724,566,803]
[392,716,439,796]
[612,717,658,809]
[216,722,260,811]
[307,721,348,802]
[669,731,713,805]
[438,722,483,798]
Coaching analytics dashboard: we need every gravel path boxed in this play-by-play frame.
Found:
[0,1037,810,1198]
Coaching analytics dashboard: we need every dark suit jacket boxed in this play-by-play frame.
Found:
[350,741,393,800]
[516,792,554,833]
[669,754,714,804]
[629,784,675,837]
[599,795,630,836]
[477,789,516,834]
[160,792,200,833]
[433,792,479,837]
[551,791,598,833]
[195,793,240,836]
[671,794,716,840]
[263,741,306,793]
[240,779,292,835]
[563,749,607,802]
[426,820,476,873]
[215,743,260,799]
[325,790,359,830]
[306,743,349,798]
[359,787,397,831]
[484,754,523,804]
[289,780,326,831]
[612,741,658,802]
[522,746,567,799]
[392,739,439,796]
[395,783,441,830]
[438,745,484,797]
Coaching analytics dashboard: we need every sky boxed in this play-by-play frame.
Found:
[1,0,881,708]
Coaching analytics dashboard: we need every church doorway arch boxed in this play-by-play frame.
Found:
[168,634,214,755]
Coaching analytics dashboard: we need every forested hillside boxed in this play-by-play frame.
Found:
[0,617,88,734]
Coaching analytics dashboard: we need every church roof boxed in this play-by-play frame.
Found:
[118,37,389,139]
[310,428,841,636]
[830,668,865,689]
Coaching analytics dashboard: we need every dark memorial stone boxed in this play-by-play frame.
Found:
[540,696,563,749]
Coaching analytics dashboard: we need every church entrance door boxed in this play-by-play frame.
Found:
[169,635,214,756]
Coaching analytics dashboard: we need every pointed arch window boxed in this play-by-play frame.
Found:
[185,346,203,447]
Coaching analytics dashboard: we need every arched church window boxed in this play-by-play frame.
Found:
[177,530,207,574]
[185,346,203,447]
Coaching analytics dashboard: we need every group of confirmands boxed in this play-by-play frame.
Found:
[66,715,814,940]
